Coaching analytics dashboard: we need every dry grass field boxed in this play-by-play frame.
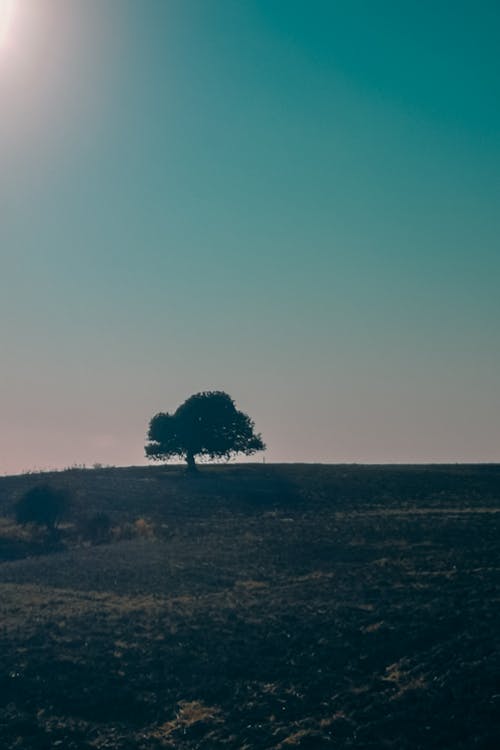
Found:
[0,464,499,748]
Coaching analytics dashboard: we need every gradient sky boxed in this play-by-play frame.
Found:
[1,0,499,473]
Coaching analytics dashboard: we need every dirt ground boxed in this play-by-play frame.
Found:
[0,464,499,748]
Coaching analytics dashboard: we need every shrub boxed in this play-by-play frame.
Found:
[15,484,69,531]
[134,517,155,538]
[82,512,113,545]
[111,517,155,542]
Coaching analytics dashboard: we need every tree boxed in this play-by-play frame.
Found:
[145,391,265,471]
[15,484,69,531]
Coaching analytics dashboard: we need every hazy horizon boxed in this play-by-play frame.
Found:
[1,1,499,474]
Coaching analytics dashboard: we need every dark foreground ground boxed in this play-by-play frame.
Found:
[0,464,499,749]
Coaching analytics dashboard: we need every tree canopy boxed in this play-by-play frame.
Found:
[145,391,265,471]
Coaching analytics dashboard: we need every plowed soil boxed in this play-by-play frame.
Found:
[0,464,499,749]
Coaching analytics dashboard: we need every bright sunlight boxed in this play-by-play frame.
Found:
[0,0,15,49]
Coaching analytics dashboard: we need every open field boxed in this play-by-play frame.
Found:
[1,464,499,748]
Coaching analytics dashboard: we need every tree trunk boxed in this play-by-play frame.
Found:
[186,451,197,473]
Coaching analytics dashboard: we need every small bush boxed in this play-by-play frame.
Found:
[112,521,137,542]
[134,518,155,538]
[111,518,155,542]
[82,512,113,545]
[15,485,69,531]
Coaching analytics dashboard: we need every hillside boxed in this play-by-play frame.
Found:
[1,464,499,748]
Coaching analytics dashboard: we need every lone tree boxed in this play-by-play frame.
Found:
[145,391,265,471]
[15,484,69,531]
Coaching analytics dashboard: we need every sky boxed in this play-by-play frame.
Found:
[1,0,499,473]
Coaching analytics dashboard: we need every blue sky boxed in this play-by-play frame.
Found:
[1,0,499,472]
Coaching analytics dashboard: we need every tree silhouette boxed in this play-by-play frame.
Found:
[145,391,265,471]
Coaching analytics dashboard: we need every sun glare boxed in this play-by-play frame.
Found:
[0,0,15,49]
